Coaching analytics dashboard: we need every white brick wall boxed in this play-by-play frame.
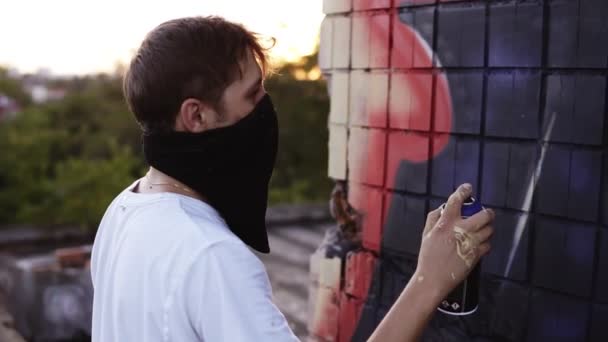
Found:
[351,14,370,69]
[329,71,350,124]
[323,0,352,14]
[319,17,334,70]
[332,16,352,69]
[328,124,348,179]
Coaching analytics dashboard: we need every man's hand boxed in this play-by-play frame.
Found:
[416,183,495,300]
[368,184,495,342]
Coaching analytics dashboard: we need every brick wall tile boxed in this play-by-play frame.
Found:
[544,75,605,146]
[349,71,390,128]
[348,127,386,186]
[309,287,341,341]
[400,0,436,7]
[454,137,480,192]
[544,75,576,144]
[431,136,455,197]
[351,14,370,69]
[457,5,485,67]
[533,217,596,297]
[486,72,540,139]
[354,0,391,10]
[389,72,433,131]
[319,256,343,292]
[324,0,352,14]
[333,16,352,68]
[486,280,530,342]
[595,229,608,303]
[527,290,589,342]
[485,73,513,137]
[367,72,389,128]
[577,0,608,68]
[481,141,509,207]
[348,184,384,252]
[352,303,379,341]
[319,18,334,70]
[349,71,369,127]
[338,293,364,342]
[511,73,541,139]
[382,193,427,256]
[437,5,485,67]
[391,11,414,69]
[571,75,605,145]
[567,149,602,221]
[386,131,429,193]
[535,144,570,217]
[548,1,578,67]
[590,304,608,342]
[506,143,538,210]
[370,13,390,69]
[330,71,350,125]
[442,72,483,134]
[399,7,435,68]
[328,125,348,180]
[489,3,542,67]
[344,251,377,299]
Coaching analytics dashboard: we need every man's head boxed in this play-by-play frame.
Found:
[124,16,271,134]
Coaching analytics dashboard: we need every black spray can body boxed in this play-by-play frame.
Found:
[437,197,483,316]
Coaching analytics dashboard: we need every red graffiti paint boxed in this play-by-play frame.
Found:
[353,3,453,244]
[315,2,454,339]
[338,2,453,340]
[372,8,452,162]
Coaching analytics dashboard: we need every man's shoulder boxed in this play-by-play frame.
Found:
[173,196,241,245]
[187,236,267,287]
[98,184,241,253]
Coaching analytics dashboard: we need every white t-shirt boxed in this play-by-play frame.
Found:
[91,180,299,342]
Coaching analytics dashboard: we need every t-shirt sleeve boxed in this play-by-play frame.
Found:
[185,240,299,342]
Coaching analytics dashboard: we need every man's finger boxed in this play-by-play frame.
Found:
[462,208,495,232]
[473,225,494,244]
[423,206,442,237]
[443,183,473,219]
[478,242,491,257]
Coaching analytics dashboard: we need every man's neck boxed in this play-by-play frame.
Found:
[136,167,207,202]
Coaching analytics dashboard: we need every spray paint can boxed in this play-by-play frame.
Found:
[437,196,483,316]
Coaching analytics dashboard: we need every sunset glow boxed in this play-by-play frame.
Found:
[0,0,324,75]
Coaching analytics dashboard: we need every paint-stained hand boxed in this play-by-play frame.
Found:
[416,183,495,300]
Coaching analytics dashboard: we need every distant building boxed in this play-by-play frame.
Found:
[26,84,66,104]
[22,70,67,104]
[0,93,20,121]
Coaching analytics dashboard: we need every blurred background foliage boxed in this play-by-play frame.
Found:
[0,51,331,230]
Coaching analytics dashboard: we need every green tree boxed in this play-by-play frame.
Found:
[265,52,332,204]
[0,75,143,229]
[0,66,31,105]
[0,52,332,230]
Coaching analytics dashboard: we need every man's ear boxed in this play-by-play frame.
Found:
[175,98,211,133]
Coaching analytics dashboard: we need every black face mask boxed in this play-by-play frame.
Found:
[143,94,278,253]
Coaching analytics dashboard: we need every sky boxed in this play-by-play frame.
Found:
[0,0,324,76]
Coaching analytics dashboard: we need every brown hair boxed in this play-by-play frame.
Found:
[123,16,272,134]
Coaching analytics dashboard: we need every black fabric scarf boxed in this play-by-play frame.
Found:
[143,94,278,253]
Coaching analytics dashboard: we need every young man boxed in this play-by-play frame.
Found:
[91,16,494,341]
